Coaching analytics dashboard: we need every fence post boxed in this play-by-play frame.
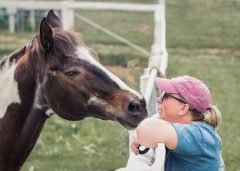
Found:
[29,9,36,32]
[140,0,167,112]
[152,0,168,76]
[67,0,75,30]
[6,7,16,33]
[151,0,168,76]
[140,68,151,95]
[61,0,75,30]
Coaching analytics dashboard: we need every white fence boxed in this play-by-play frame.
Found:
[0,1,156,32]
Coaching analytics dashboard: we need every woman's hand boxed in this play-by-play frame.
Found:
[130,137,140,155]
[136,118,160,148]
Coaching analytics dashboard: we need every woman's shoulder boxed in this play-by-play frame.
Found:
[171,122,216,144]
[193,122,222,142]
[191,122,217,134]
[173,122,214,131]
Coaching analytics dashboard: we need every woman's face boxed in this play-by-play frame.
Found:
[157,92,186,122]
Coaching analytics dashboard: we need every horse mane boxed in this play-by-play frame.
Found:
[51,30,79,55]
[0,46,26,70]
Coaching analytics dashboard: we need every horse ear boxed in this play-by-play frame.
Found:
[40,17,53,52]
[46,9,63,29]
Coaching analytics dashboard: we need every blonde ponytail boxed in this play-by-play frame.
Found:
[203,105,222,131]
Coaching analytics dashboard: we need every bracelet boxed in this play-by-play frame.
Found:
[137,144,150,154]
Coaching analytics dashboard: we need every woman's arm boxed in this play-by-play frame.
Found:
[136,118,178,150]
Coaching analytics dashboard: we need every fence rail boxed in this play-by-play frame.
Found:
[0,1,159,32]
[69,2,156,11]
[0,1,157,11]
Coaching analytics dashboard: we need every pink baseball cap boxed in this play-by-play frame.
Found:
[156,76,212,113]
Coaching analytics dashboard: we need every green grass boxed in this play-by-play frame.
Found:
[166,0,240,49]
[22,118,129,171]
[1,0,240,171]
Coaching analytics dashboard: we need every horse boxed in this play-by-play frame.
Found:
[0,10,147,170]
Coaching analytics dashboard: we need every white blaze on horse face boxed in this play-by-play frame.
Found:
[76,47,142,98]
[0,59,21,118]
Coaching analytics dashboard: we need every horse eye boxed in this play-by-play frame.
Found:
[64,70,80,77]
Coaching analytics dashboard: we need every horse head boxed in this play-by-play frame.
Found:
[33,10,147,129]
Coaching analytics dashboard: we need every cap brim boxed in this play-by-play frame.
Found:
[155,77,178,94]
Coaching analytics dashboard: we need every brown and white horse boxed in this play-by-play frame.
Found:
[0,10,147,170]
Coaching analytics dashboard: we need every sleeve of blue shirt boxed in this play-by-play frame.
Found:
[171,123,204,156]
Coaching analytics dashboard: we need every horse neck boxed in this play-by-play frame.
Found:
[0,47,49,169]
[0,57,21,118]
[0,46,38,115]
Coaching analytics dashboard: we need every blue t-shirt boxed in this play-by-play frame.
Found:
[165,122,224,171]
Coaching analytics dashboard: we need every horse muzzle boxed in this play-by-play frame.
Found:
[118,98,148,129]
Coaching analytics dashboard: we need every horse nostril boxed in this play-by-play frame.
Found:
[128,100,142,114]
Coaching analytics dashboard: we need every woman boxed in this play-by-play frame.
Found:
[118,75,224,171]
